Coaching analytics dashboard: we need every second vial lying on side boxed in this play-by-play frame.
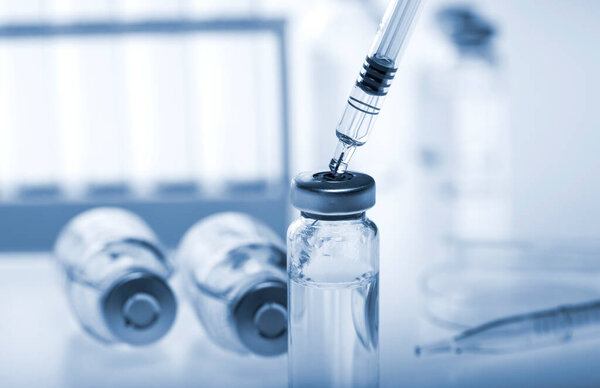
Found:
[177,212,288,357]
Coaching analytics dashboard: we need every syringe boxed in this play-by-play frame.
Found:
[329,0,424,175]
[415,299,600,356]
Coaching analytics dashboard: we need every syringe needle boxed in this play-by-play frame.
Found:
[328,0,424,175]
[329,140,356,175]
[330,152,345,175]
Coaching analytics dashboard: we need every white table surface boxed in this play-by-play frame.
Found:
[2,187,600,387]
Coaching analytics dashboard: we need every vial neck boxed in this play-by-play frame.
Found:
[300,212,365,221]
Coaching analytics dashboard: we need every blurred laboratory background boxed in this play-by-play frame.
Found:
[1,0,600,387]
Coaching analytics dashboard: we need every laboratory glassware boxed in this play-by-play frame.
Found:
[48,1,131,195]
[329,0,424,174]
[288,171,379,387]
[416,8,514,332]
[416,298,600,356]
[421,240,600,330]
[177,212,287,357]
[2,2,62,196]
[417,6,512,246]
[54,207,176,345]
[115,0,192,194]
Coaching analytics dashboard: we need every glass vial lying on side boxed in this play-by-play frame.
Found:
[54,207,177,346]
[177,212,288,357]
[288,172,379,388]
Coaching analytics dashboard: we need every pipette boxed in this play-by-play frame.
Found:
[415,299,600,356]
[329,0,424,175]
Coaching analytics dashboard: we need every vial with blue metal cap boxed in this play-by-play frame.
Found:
[176,212,288,357]
[288,171,379,387]
[54,207,177,346]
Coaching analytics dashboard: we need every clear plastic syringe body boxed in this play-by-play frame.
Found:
[329,0,424,175]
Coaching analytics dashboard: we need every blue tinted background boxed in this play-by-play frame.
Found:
[1,0,600,387]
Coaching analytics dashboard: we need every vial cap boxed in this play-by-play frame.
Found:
[291,171,375,216]
[102,272,177,346]
[233,280,287,356]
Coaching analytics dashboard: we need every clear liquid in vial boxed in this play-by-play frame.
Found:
[288,272,379,388]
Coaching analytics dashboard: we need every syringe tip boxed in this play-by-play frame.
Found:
[329,157,348,175]
[414,340,454,357]
[414,346,421,357]
[329,140,356,175]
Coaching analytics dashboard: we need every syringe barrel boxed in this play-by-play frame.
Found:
[370,0,424,67]
[355,0,423,96]
[329,85,385,174]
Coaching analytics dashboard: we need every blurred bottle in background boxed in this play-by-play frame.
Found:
[54,207,177,345]
[416,5,512,264]
[177,212,287,357]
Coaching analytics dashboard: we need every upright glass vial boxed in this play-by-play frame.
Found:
[54,207,177,346]
[417,6,511,247]
[177,212,288,357]
[288,172,379,387]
